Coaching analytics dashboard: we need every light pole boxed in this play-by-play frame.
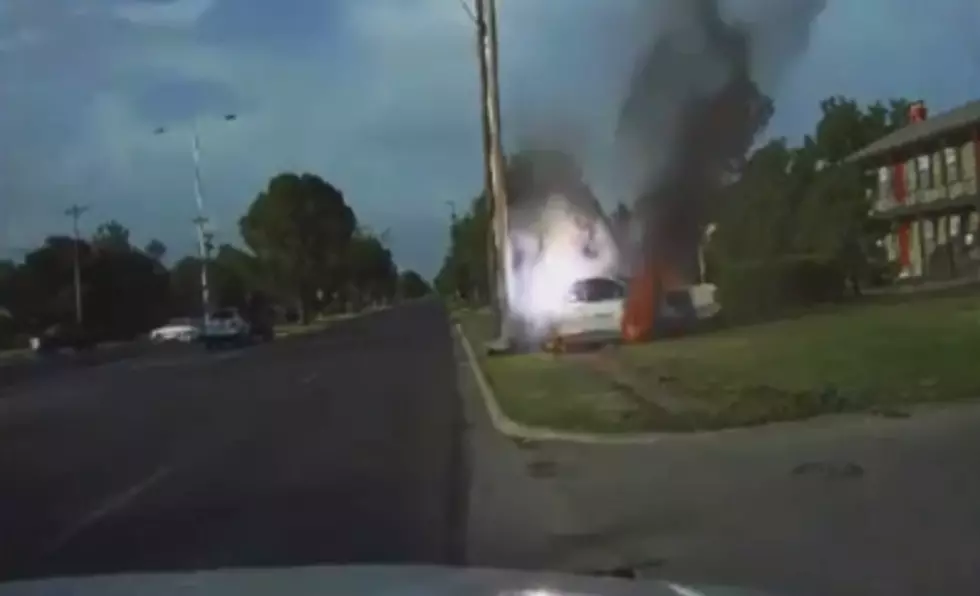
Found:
[65,204,89,325]
[154,114,237,319]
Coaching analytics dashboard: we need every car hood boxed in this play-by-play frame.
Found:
[0,565,779,596]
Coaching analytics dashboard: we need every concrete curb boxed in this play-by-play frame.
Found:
[453,323,662,445]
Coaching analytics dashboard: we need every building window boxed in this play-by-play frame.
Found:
[917,154,931,189]
[905,160,917,193]
[945,147,960,183]
[963,142,977,180]
[932,152,945,188]
[878,166,892,204]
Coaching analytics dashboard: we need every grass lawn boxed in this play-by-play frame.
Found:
[274,311,372,338]
[0,348,32,364]
[456,293,980,433]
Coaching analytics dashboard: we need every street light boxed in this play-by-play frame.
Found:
[153,114,238,318]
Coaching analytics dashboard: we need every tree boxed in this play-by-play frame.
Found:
[144,239,167,261]
[4,233,168,337]
[92,220,131,252]
[435,193,489,302]
[240,172,357,322]
[346,229,397,308]
[211,244,263,309]
[170,256,205,317]
[398,270,432,299]
[709,95,915,315]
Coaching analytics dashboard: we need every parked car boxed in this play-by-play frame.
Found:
[30,323,98,354]
[201,308,251,350]
[540,277,722,349]
[546,276,626,344]
[149,318,201,344]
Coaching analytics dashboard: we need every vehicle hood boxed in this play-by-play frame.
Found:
[0,564,779,596]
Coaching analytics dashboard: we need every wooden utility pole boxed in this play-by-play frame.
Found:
[473,0,498,326]
[65,204,89,325]
[479,0,511,344]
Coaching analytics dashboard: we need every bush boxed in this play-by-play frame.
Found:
[715,255,846,323]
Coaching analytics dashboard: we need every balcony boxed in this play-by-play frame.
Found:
[872,178,978,216]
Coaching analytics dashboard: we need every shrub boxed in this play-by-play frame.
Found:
[715,254,846,323]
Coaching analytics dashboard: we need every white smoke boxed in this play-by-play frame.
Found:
[507,193,620,338]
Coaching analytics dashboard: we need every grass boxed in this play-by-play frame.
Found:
[274,310,374,338]
[0,348,32,364]
[456,293,980,433]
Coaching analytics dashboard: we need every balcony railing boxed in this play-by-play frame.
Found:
[872,178,978,214]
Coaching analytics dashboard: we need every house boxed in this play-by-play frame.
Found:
[847,99,980,280]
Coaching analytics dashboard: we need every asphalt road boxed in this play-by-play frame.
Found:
[0,301,467,581]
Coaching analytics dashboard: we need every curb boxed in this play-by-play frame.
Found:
[453,323,662,445]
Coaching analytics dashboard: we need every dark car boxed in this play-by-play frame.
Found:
[31,323,98,354]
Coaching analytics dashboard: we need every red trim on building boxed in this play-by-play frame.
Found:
[893,161,910,267]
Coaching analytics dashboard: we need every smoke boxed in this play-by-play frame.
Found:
[616,0,828,279]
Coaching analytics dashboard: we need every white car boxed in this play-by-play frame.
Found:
[544,278,721,347]
[149,318,201,343]
[548,276,627,342]
[201,308,252,349]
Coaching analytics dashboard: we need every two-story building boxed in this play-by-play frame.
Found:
[847,99,980,280]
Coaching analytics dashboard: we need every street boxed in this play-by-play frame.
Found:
[0,301,467,580]
[4,300,980,595]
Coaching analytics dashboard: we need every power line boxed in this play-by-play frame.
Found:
[456,0,476,23]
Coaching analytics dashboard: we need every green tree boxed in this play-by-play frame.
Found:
[398,270,432,299]
[6,234,167,338]
[92,220,131,252]
[346,229,397,309]
[144,239,167,261]
[170,256,205,317]
[710,95,914,315]
[435,194,489,302]
[240,172,357,322]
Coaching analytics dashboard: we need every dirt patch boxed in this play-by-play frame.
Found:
[581,348,715,415]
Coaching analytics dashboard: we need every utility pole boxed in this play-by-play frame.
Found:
[477,0,512,348]
[65,204,89,325]
[191,128,214,319]
[472,0,498,324]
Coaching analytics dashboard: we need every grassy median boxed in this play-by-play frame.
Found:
[456,293,980,433]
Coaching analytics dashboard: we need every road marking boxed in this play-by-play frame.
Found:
[48,466,172,552]
[300,372,319,385]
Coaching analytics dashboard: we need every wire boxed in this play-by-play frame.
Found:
[456,0,477,23]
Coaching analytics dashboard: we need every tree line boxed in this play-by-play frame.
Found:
[434,95,915,320]
[0,172,432,349]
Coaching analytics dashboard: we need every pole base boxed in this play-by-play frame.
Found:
[484,335,514,356]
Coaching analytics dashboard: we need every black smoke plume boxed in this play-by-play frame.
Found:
[617,0,827,279]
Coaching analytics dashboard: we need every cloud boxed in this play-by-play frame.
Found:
[0,0,978,276]
[116,0,214,28]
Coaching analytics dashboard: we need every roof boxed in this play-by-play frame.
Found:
[847,98,980,164]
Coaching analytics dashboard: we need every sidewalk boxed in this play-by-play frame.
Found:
[456,322,980,595]
[454,328,610,572]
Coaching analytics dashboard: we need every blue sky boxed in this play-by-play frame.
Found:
[0,0,977,277]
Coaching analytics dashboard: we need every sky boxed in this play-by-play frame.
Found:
[0,0,978,278]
